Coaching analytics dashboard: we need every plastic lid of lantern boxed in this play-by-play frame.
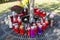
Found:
[45,19,49,24]
[46,12,50,16]
[7,15,11,22]
[35,9,40,15]
[43,11,45,14]
[13,17,16,22]
[19,24,24,29]
[8,15,11,20]
[42,11,46,17]
[12,11,16,16]
[33,23,37,28]
[24,6,27,12]
[13,23,18,29]
[42,17,45,20]
[4,17,9,25]
[37,23,42,28]
[33,23,36,26]
[9,21,12,28]
[34,6,38,12]
[18,17,21,22]
[49,13,54,19]
[49,12,56,18]
[27,27,31,30]
[31,26,35,29]
[42,22,46,26]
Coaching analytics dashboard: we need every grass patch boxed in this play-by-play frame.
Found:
[0,1,18,15]
[0,0,60,15]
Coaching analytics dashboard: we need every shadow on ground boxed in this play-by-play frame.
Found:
[38,3,60,12]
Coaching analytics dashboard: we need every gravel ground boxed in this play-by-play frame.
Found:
[0,12,60,40]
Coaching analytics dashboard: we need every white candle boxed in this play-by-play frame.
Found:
[8,15,12,28]
[18,17,21,22]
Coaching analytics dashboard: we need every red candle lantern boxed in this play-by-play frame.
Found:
[12,23,19,34]
[33,23,38,35]
[34,9,40,16]
[42,17,46,22]
[27,27,31,36]
[19,25,25,35]
[39,10,43,17]
[13,17,17,23]
[42,11,46,17]
[30,26,36,38]
[37,23,42,35]
[34,7,38,13]
[18,17,22,25]
[39,11,46,18]
[45,20,49,29]
[42,22,46,31]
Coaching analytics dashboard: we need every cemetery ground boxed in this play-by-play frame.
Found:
[0,0,60,40]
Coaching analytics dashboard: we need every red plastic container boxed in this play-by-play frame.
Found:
[27,27,31,36]
[42,23,46,31]
[34,9,40,16]
[39,11,46,18]
[34,26,38,35]
[12,24,19,34]
[45,20,49,29]
[19,25,24,35]
[20,29,24,35]
[17,17,22,25]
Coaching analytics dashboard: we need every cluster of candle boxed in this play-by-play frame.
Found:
[4,8,50,38]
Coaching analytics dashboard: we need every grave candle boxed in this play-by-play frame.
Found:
[13,23,19,34]
[27,27,31,36]
[19,24,24,35]
[37,23,42,35]
[31,26,35,38]
[18,17,22,25]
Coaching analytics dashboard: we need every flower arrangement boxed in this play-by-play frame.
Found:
[11,5,24,14]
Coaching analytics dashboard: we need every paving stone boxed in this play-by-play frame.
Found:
[5,35,13,40]
[12,38,19,40]
[1,25,8,30]
[4,27,12,32]
[10,31,20,37]
[0,12,60,40]
[0,28,5,38]
[0,38,6,40]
